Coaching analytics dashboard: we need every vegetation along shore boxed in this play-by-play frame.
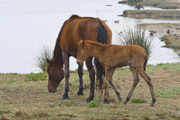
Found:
[119,0,180,9]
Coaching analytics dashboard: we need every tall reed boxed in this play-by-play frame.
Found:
[118,29,153,60]
[34,46,52,73]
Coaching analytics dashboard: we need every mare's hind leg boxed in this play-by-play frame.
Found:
[94,58,104,95]
[85,57,95,103]
[137,68,156,106]
[109,68,122,102]
[123,67,140,104]
[62,51,70,99]
[77,64,84,95]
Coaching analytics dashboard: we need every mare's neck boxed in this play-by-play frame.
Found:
[52,42,63,68]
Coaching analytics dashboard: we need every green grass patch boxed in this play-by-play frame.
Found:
[25,73,47,82]
[88,101,99,108]
[131,98,147,103]
[156,87,180,98]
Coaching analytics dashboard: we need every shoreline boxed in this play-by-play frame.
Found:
[139,23,180,49]
[122,10,180,20]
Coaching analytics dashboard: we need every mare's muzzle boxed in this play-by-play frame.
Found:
[48,88,57,93]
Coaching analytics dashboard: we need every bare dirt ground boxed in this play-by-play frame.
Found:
[0,63,180,120]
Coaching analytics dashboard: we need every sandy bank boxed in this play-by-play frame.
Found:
[139,23,180,49]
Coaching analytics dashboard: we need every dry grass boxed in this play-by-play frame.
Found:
[0,63,180,120]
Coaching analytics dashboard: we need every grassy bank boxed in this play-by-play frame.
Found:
[0,63,180,119]
[123,10,180,19]
[119,0,180,9]
[144,0,179,9]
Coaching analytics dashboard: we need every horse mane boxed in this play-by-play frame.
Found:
[52,20,68,66]
[69,14,80,20]
[69,14,96,21]
[84,40,107,48]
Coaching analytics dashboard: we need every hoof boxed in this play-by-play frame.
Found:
[86,97,93,103]
[77,90,84,96]
[150,99,156,107]
[62,94,69,99]
[123,100,128,105]
[118,97,122,102]
[104,99,109,104]
[150,103,154,107]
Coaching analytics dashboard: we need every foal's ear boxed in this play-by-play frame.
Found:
[79,40,84,47]
[46,58,51,64]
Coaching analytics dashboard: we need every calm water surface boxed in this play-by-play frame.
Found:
[0,0,180,73]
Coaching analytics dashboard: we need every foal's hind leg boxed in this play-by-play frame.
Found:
[137,68,156,106]
[77,64,84,95]
[109,68,122,102]
[124,68,140,104]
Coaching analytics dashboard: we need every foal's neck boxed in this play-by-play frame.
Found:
[86,42,106,59]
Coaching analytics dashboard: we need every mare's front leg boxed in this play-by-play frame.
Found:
[85,57,95,103]
[62,51,70,99]
[77,64,84,95]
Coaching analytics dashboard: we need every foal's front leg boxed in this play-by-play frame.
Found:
[62,51,70,99]
[77,64,84,95]
[109,68,122,102]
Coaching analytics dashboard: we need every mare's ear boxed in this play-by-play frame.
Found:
[46,58,51,64]
[79,40,84,47]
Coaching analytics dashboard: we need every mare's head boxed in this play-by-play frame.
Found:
[46,59,64,93]
[76,40,90,65]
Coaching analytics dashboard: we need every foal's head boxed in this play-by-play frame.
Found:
[46,59,64,93]
[76,41,90,65]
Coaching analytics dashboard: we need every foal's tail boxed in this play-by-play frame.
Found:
[144,56,148,71]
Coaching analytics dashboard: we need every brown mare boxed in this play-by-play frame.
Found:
[46,15,112,102]
[77,40,156,106]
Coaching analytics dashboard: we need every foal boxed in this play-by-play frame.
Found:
[77,40,156,106]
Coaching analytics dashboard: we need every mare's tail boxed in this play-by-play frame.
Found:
[94,20,108,95]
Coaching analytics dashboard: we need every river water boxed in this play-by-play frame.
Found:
[0,0,180,73]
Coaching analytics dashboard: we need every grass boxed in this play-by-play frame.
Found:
[131,98,147,103]
[156,87,180,98]
[88,101,99,108]
[24,73,47,82]
[118,28,153,59]
[0,62,180,120]
[34,46,52,73]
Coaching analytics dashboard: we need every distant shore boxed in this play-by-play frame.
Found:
[118,0,180,9]
[139,23,180,49]
[122,10,180,19]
